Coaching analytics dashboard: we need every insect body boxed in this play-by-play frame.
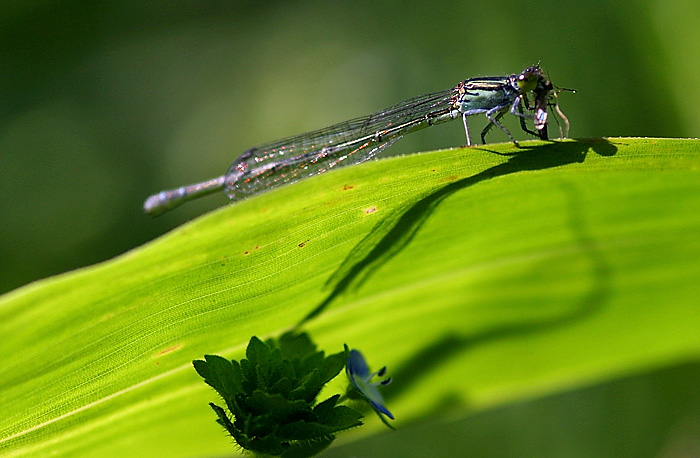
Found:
[144,65,570,215]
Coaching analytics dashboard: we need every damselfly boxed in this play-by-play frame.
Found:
[144,65,570,215]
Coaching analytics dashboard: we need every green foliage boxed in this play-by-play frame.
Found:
[193,333,362,457]
[1,139,699,458]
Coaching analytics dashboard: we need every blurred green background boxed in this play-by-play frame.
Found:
[1,0,698,294]
[2,2,700,457]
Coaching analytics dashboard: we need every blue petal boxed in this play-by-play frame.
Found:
[363,384,393,419]
[345,346,394,421]
[370,400,394,420]
[347,349,370,378]
[355,377,393,419]
[351,369,394,419]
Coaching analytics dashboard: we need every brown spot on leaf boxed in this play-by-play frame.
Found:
[155,344,183,357]
[365,207,377,214]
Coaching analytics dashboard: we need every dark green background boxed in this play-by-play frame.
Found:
[1,2,699,457]
[2,0,697,294]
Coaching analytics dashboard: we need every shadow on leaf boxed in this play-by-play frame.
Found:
[298,138,617,324]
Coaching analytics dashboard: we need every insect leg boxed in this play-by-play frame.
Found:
[484,105,518,146]
[462,112,473,147]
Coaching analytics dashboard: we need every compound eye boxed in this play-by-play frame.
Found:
[517,72,536,91]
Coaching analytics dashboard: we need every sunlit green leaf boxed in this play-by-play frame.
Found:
[1,138,699,458]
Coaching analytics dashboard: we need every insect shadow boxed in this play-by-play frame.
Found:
[296,138,617,325]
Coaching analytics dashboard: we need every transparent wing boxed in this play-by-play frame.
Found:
[224,88,457,200]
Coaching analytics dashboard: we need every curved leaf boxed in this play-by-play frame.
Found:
[1,138,699,457]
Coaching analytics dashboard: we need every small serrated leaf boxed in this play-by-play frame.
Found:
[270,376,294,396]
[278,332,318,359]
[277,405,362,440]
[246,336,271,366]
[289,369,323,403]
[299,351,324,374]
[277,420,334,440]
[278,358,296,382]
[192,355,243,404]
[280,436,334,458]
[240,358,256,391]
[247,433,286,457]
[209,403,235,436]
[317,351,346,385]
[320,405,364,430]
[245,390,309,421]
[312,394,340,419]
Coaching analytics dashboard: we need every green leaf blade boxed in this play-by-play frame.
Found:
[2,138,699,457]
